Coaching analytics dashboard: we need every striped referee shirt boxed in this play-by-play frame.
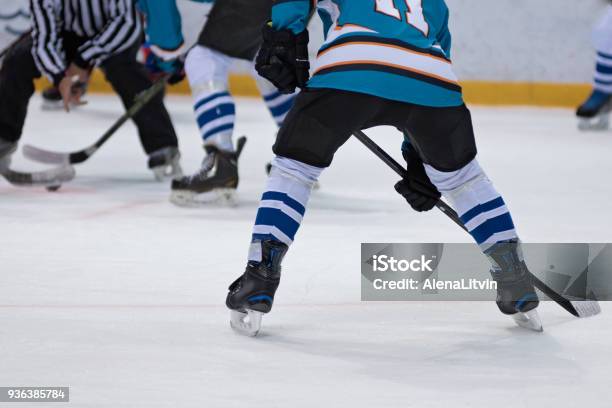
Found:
[30,0,142,84]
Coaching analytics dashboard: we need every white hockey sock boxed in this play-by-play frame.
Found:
[255,75,296,126]
[185,45,235,152]
[192,90,236,152]
[426,159,518,251]
[248,156,323,262]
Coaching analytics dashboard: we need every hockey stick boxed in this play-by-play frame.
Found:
[22,77,168,165]
[352,129,601,318]
[1,164,75,188]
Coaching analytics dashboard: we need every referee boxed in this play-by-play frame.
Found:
[0,0,181,179]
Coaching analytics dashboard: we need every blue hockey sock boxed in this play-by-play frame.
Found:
[426,159,518,251]
[261,90,296,126]
[594,51,612,94]
[193,90,236,151]
[249,157,323,262]
[255,75,296,126]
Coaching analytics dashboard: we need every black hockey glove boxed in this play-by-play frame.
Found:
[255,24,310,94]
[394,141,441,212]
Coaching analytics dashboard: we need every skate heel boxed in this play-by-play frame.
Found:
[245,294,274,313]
[230,310,264,337]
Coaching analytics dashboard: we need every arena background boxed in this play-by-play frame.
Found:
[1,0,608,106]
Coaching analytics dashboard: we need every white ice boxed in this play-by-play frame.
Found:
[1,95,611,408]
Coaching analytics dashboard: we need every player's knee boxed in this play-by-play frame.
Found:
[424,159,486,193]
[185,45,232,92]
[410,104,477,172]
[270,156,324,187]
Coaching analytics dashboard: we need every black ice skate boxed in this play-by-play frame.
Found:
[41,83,88,111]
[226,240,288,336]
[485,241,542,332]
[576,90,612,131]
[170,136,246,206]
[148,146,183,181]
[0,139,17,174]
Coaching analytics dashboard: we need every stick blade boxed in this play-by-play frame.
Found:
[2,164,75,187]
[22,144,70,165]
[570,300,602,318]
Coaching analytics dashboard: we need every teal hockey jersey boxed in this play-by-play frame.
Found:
[137,0,213,60]
[272,0,463,107]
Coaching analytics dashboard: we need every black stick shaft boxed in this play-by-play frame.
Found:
[69,77,167,163]
[352,130,468,232]
[352,129,579,317]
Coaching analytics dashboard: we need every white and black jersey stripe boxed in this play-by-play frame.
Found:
[30,0,142,83]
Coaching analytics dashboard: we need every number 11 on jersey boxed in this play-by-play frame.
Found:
[375,0,430,36]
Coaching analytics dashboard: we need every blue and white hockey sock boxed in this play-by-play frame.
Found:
[193,90,236,152]
[185,45,235,151]
[248,156,323,262]
[255,76,296,126]
[594,51,612,94]
[261,90,296,126]
[426,159,518,252]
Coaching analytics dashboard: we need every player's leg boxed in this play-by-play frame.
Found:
[169,45,240,204]
[577,5,612,130]
[100,41,181,181]
[255,75,296,127]
[401,104,540,329]
[225,89,379,335]
[170,0,272,205]
[0,33,40,171]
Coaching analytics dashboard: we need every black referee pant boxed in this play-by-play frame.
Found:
[0,33,177,154]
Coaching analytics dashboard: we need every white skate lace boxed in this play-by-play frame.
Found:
[188,151,217,181]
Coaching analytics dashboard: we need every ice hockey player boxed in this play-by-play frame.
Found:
[225,0,542,336]
[0,0,182,182]
[576,2,612,130]
[136,0,298,205]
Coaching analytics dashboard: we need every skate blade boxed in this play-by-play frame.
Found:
[230,310,263,337]
[512,309,543,332]
[169,188,237,207]
[578,115,609,131]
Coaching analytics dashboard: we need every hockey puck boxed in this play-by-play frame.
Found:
[46,185,61,192]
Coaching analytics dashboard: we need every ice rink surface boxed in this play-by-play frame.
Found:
[1,94,611,407]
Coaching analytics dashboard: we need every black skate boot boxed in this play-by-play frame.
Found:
[170,136,246,206]
[41,86,63,110]
[0,138,17,174]
[41,83,88,111]
[576,90,612,131]
[147,146,183,181]
[226,240,288,336]
[485,241,542,331]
